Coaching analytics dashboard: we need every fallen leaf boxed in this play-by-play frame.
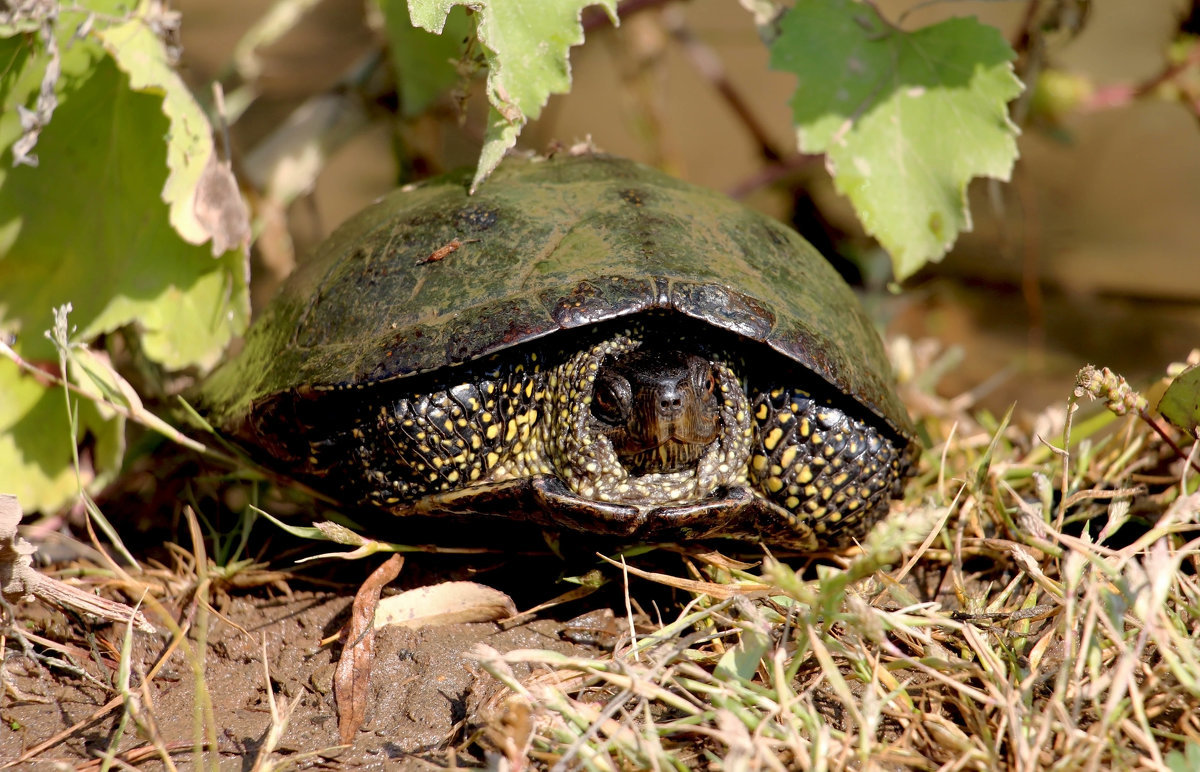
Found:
[374,581,516,629]
[334,553,404,744]
[0,493,38,603]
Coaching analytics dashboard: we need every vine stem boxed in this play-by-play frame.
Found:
[1139,408,1200,477]
[726,153,821,200]
[661,6,785,163]
[1084,40,1200,118]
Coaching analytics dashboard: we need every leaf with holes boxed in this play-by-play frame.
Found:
[97,12,249,250]
[769,0,1022,279]
[0,6,248,512]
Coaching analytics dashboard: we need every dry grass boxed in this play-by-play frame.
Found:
[463,342,1200,771]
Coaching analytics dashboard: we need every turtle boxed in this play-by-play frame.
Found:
[201,152,919,549]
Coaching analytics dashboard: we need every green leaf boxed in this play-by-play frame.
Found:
[97,11,243,249]
[769,0,1022,279]
[0,358,124,514]
[1167,742,1200,772]
[714,623,772,683]
[0,24,249,369]
[0,7,249,511]
[409,0,617,190]
[1159,364,1200,438]
[379,0,470,117]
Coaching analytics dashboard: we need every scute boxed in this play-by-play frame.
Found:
[202,153,914,449]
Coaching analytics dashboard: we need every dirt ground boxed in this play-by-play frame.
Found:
[1,568,625,769]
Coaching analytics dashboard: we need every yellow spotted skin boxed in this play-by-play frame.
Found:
[747,387,907,541]
[293,321,911,546]
[308,331,754,508]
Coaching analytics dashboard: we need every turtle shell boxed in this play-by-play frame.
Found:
[203,152,914,455]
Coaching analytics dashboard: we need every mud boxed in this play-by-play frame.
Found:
[1,588,605,768]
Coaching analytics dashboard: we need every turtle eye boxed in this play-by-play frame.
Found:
[591,374,630,425]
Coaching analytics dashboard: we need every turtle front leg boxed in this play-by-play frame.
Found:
[300,363,548,511]
[747,387,908,544]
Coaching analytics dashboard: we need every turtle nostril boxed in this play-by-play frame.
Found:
[658,393,684,416]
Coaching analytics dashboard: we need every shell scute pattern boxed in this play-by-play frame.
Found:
[202,155,919,546]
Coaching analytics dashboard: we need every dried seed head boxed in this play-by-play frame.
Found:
[1074,365,1147,416]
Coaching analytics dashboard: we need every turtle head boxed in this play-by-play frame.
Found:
[590,349,722,474]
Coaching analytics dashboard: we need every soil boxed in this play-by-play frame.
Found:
[1,578,618,769]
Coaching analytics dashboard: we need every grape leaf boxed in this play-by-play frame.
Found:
[97,12,245,249]
[409,0,617,190]
[0,358,124,515]
[1159,364,1200,438]
[769,0,1022,279]
[0,24,249,370]
[0,8,248,512]
[378,0,471,117]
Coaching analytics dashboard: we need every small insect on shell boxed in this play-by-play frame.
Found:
[417,238,480,265]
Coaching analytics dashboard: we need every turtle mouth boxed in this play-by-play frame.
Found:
[617,437,712,475]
